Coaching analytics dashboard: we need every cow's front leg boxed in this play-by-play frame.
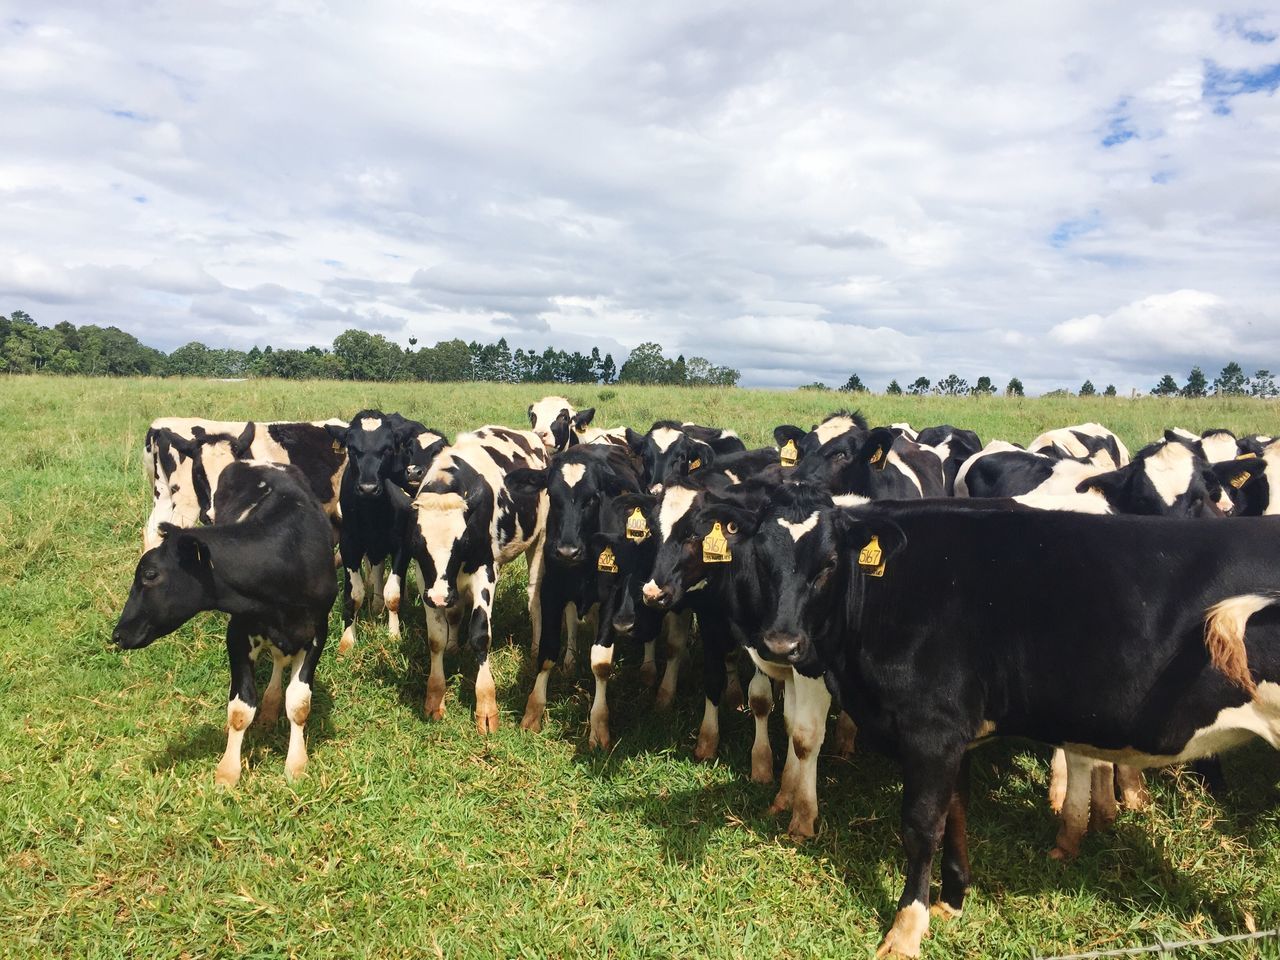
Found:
[876,741,966,959]
[588,637,614,750]
[640,639,657,688]
[770,673,798,812]
[469,566,500,734]
[523,568,564,734]
[562,600,580,673]
[783,672,830,839]
[254,644,287,730]
[338,559,364,654]
[526,539,545,662]
[935,753,972,921]
[284,632,325,782]
[368,561,385,617]
[216,618,258,787]
[655,609,692,710]
[1051,751,1096,860]
[383,567,402,640]
[1116,764,1150,809]
[748,669,774,784]
[694,631,728,761]
[833,711,857,759]
[424,606,449,721]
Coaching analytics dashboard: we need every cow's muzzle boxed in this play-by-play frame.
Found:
[762,631,802,660]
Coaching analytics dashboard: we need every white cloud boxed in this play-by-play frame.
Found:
[0,1,1277,391]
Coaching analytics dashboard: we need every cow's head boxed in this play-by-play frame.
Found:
[593,493,664,640]
[396,428,449,491]
[1199,428,1238,464]
[791,426,900,497]
[328,410,416,498]
[1076,437,1232,517]
[528,396,595,452]
[626,421,715,494]
[772,409,868,467]
[508,446,642,567]
[114,523,217,649]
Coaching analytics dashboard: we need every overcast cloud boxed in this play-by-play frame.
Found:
[2,1,1278,391]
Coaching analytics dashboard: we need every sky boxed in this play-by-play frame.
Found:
[1,2,1278,392]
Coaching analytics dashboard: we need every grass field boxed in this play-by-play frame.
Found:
[2,375,1279,959]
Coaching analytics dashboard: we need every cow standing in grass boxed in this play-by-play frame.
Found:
[113,461,337,786]
[396,427,548,732]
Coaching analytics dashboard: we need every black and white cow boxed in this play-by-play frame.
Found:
[397,426,548,733]
[1220,439,1279,517]
[1074,433,1236,517]
[626,420,747,493]
[773,409,869,466]
[324,411,424,650]
[505,444,646,734]
[385,415,448,494]
[143,417,347,550]
[1029,422,1130,469]
[113,461,337,786]
[527,395,627,453]
[914,425,982,496]
[792,427,946,500]
[1197,428,1239,464]
[694,498,1280,958]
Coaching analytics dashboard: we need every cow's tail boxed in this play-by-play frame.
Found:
[1203,593,1279,696]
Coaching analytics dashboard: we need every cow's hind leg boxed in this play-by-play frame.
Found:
[216,617,258,787]
[782,672,830,839]
[254,644,287,730]
[655,609,691,710]
[1051,751,1096,860]
[284,634,325,782]
[934,753,972,921]
[338,561,364,654]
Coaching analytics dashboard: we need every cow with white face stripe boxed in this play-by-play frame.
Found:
[773,409,869,467]
[1075,432,1237,517]
[397,426,549,733]
[527,395,627,453]
[626,420,747,493]
[792,426,946,499]
[505,444,646,734]
[325,411,424,650]
[113,461,337,787]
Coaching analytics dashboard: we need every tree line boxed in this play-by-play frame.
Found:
[0,311,740,386]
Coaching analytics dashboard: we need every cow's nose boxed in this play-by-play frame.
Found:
[642,581,672,609]
[111,629,125,647]
[357,481,380,496]
[612,615,635,636]
[556,545,583,563]
[405,465,422,480]
[649,483,664,495]
[763,631,801,659]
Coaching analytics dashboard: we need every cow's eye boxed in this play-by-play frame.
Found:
[143,568,160,584]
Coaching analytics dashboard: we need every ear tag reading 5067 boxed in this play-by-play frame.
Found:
[597,546,619,573]
[626,507,650,542]
[857,535,886,577]
[780,439,798,467]
[702,522,732,563]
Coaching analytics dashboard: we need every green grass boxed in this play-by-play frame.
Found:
[1,376,1278,959]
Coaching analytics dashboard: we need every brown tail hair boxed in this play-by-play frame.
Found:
[1203,594,1277,696]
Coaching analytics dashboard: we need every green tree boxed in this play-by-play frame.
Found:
[972,376,996,396]
[1079,380,1096,396]
[1005,377,1024,397]
[599,352,617,384]
[933,373,969,396]
[619,342,674,385]
[885,379,903,396]
[1251,369,1277,398]
[1150,374,1180,396]
[799,381,829,391]
[1213,361,1247,396]
[839,373,867,393]
[907,376,931,396]
[333,329,400,381]
[1103,384,1117,397]
[1182,366,1208,398]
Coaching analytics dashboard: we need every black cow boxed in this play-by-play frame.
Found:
[113,461,337,786]
[395,426,548,733]
[506,444,646,734]
[694,497,1280,958]
[914,425,982,495]
[325,411,422,650]
[625,421,747,493]
[792,427,946,500]
[385,415,448,493]
[773,409,869,466]
[1220,442,1277,517]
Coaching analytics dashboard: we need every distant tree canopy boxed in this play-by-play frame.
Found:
[0,313,740,387]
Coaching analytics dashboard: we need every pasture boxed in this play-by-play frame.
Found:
[2,375,1279,959]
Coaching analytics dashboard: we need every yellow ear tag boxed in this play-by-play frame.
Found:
[597,546,618,573]
[1236,452,1258,460]
[857,534,886,577]
[626,507,650,542]
[1230,471,1251,489]
[702,522,732,563]
[869,446,886,469]
[332,440,343,454]
[780,439,798,467]
[689,458,702,470]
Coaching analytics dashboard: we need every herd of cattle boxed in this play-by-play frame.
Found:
[112,397,1280,958]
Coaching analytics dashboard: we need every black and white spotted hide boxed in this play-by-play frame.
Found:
[625,420,747,493]
[793,427,945,499]
[772,409,869,467]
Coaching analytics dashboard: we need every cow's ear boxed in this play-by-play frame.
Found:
[527,405,536,427]
[860,428,894,470]
[612,492,657,516]
[625,428,646,452]
[325,423,349,445]
[774,424,806,451]
[383,478,414,513]
[157,521,178,541]
[507,467,549,498]
[835,512,907,568]
[390,420,419,446]
[173,532,211,574]
[165,430,197,459]
[231,422,255,459]
[1211,458,1266,492]
[1076,468,1127,501]
[688,440,715,471]
[573,408,596,432]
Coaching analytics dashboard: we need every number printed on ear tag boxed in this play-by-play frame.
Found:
[597,546,619,573]
[857,534,886,577]
[780,439,798,467]
[702,522,732,563]
[626,507,650,542]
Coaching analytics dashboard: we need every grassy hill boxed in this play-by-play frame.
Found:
[1,376,1277,959]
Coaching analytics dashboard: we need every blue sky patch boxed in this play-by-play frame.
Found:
[1203,58,1280,114]
[1050,215,1100,248]
[1217,14,1278,44]
[1100,99,1137,147]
